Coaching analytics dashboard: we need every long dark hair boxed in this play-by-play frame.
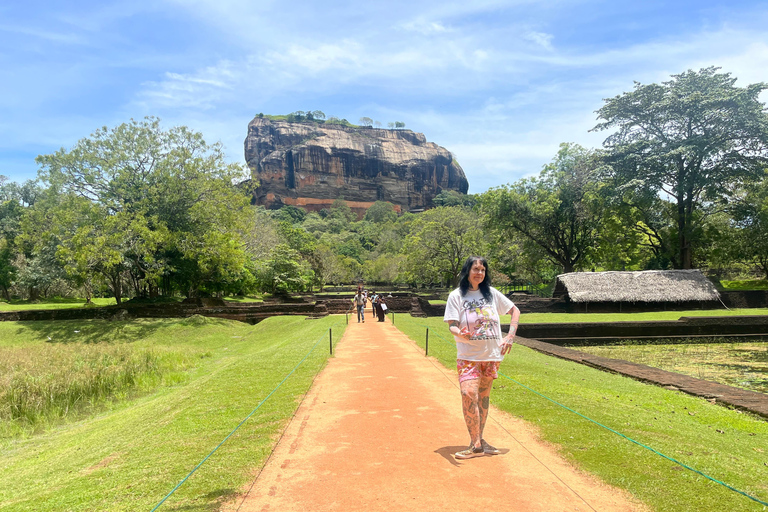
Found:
[458,256,492,302]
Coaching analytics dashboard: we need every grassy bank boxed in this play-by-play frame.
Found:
[0,342,200,438]
[0,298,117,311]
[0,315,345,512]
[393,315,768,512]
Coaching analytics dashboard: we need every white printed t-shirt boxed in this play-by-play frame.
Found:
[443,287,515,362]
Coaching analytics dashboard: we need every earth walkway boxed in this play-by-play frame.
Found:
[225,312,646,512]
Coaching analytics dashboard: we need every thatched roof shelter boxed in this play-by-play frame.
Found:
[555,270,720,304]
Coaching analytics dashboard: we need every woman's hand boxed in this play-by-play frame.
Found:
[448,321,472,341]
[501,324,517,355]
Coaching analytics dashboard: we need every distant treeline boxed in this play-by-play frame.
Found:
[257,111,406,129]
[2,67,767,304]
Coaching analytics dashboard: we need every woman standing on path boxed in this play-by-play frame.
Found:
[444,256,521,459]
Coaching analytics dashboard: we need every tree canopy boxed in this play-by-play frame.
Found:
[594,67,768,269]
[481,143,604,274]
[34,117,252,302]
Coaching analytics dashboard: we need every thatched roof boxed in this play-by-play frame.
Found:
[556,270,720,303]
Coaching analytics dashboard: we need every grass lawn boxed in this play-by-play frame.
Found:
[0,298,117,311]
[722,280,768,291]
[0,315,345,512]
[393,314,768,512]
[222,296,264,304]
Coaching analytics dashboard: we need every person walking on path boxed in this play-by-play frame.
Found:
[444,256,521,460]
[353,289,367,323]
[371,291,385,322]
[377,294,387,321]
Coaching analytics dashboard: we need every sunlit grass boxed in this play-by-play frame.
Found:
[0,315,346,512]
[222,295,264,303]
[0,343,202,438]
[721,279,768,290]
[0,297,117,311]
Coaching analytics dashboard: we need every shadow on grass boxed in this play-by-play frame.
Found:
[15,315,242,344]
[16,319,166,344]
[162,487,239,511]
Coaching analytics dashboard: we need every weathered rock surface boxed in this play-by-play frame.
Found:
[244,117,469,214]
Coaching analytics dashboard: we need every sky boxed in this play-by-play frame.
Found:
[2,0,768,194]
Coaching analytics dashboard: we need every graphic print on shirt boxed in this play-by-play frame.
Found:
[460,297,498,340]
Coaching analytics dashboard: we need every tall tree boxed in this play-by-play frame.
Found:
[36,117,251,298]
[481,143,604,274]
[729,171,768,278]
[401,206,486,286]
[594,67,768,269]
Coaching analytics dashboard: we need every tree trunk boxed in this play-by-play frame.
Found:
[676,199,693,269]
[110,274,122,305]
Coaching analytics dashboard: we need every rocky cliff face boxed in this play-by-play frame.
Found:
[244,117,469,214]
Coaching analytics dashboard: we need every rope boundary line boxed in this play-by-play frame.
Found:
[150,320,343,512]
[418,323,768,508]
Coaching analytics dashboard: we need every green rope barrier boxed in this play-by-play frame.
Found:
[150,322,342,512]
[420,324,768,507]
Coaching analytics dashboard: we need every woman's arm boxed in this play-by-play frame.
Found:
[447,320,470,341]
[500,305,521,355]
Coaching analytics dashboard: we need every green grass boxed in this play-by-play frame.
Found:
[0,315,346,512]
[0,342,201,437]
[0,298,117,311]
[722,280,768,290]
[222,296,264,303]
[576,339,768,394]
[393,315,768,512]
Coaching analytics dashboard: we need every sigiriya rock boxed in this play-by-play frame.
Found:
[243,116,469,215]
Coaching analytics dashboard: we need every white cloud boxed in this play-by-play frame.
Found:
[523,30,554,51]
[398,19,451,34]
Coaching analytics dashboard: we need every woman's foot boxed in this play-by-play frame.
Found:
[454,444,484,459]
[481,439,500,455]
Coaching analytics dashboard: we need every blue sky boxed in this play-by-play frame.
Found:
[2,0,768,193]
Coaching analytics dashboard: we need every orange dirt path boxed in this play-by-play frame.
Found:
[226,313,647,512]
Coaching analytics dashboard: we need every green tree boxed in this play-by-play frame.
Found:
[36,117,251,298]
[401,206,486,286]
[359,117,373,127]
[0,177,25,299]
[432,190,476,208]
[729,171,768,278]
[260,244,313,295]
[594,67,768,269]
[271,205,307,224]
[481,143,604,274]
[363,201,397,224]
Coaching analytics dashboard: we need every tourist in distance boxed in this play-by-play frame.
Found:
[378,294,388,321]
[444,256,521,459]
[371,291,385,322]
[353,289,366,323]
